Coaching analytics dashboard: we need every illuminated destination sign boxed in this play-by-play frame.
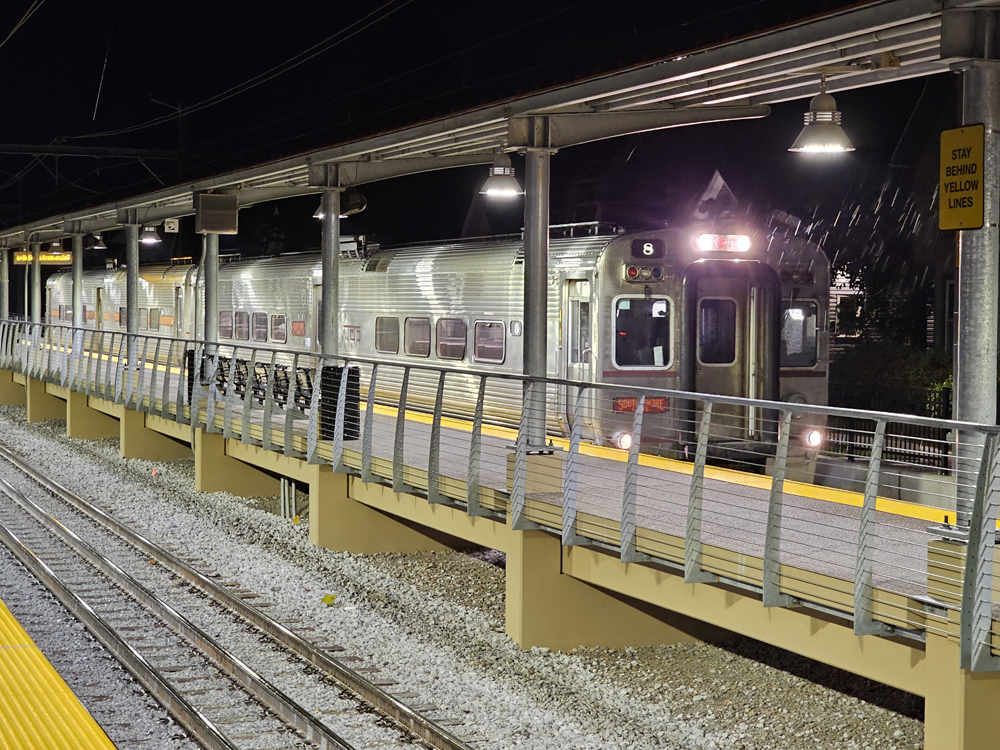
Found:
[13,251,72,265]
[940,124,984,230]
[612,396,669,414]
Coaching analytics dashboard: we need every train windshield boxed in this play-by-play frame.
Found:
[781,301,818,367]
[614,298,670,367]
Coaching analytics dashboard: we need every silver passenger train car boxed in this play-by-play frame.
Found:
[47,222,829,458]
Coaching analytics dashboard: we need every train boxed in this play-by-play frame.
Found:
[47,219,830,462]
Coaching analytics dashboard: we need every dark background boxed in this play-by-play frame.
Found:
[2,1,961,371]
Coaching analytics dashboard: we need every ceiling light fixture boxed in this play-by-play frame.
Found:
[480,153,523,199]
[788,75,855,154]
[139,226,161,245]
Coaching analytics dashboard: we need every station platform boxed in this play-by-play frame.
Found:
[0,596,115,749]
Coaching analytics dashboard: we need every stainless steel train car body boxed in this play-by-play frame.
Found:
[47,226,829,453]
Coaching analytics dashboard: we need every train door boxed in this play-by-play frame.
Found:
[685,261,781,443]
[562,279,593,426]
[95,288,104,330]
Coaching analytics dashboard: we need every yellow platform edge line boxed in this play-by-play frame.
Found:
[370,403,952,525]
[0,597,115,750]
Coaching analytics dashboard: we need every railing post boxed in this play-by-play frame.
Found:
[113,336,127,404]
[145,338,161,413]
[88,331,102,398]
[621,395,648,563]
[306,360,324,465]
[854,419,886,636]
[283,353,303,458]
[204,349,222,434]
[393,367,414,494]
[427,371,446,504]
[175,342,192,425]
[102,333,116,401]
[361,364,378,483]
[467,376,487,517]
[261,352,278,451]
[961,432,1000,671]
[160,339,175,420]
[223,351,241,440]
[510,380,540,531]
[685,402,717,584]
[332,362,350,474]
[562,387,588,546]
[239,349,258,441]
[763,410,795,607]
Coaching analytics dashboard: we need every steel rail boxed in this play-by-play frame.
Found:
[0,523,241,750]
[0,442,477,750]
[0,473,357,750]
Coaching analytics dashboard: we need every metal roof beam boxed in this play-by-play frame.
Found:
[507,106,771,149]
[309,154,495,188]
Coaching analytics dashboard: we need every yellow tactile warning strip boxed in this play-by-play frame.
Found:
[0,597,116,750]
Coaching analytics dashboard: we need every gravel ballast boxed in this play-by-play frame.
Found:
[0,404,924,749]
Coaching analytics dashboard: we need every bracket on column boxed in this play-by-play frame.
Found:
[308,162,342,189]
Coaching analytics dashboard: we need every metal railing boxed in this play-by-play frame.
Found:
[3,320,1000,671]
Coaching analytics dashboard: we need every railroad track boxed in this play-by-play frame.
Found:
[0,443,478,750]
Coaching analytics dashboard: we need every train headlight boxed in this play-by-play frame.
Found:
[805,429,823,449]
[696,233,751,252]
[612,431,633,451]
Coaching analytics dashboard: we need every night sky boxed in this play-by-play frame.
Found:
[0,1,951,268]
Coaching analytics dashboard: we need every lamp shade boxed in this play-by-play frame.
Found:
[788,91,854,153]
[139,226,161,245]
[480,153,523,199]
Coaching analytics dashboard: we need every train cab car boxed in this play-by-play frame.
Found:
[46,220,829,468]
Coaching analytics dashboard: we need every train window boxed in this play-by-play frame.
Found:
[614,298,671,368]
[119,307,126,327]
[698,299,737,365]
[58,305,65,321]
[82,305,88,326]
[271,315,287,344]
[65,306,72,322]
[474,321,505,363]
[252,313,268,342]
[219,312,233,339]
[139,308,148,330]
[149,308,160,331]
[781,301,819,368]
[404,317,431,357]
[375,317,399,354]
[436,319,467,360]
[234,312,250,341]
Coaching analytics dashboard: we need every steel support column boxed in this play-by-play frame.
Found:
[956,61,1000,523]
[30,243,41,324]
[320,187,342,357]
[71,234,83,327]
[204,232,219,355]
[523,122,553,446]
[125,224,139,364]
[0,247,8,321]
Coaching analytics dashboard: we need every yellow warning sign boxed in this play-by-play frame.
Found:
[940,124,984,230]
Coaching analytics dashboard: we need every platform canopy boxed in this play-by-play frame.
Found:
[0,0,979,246]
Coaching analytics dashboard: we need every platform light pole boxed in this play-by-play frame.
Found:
[203,232,219,356]
[523,144,553,447]
[955,61,1000,523]
[320,183,342,358]
[30,241,41,325]
[0,247,8,321]
[71,234,83,328]
[125,224,139,364]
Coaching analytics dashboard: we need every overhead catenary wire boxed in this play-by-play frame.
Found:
[0,0,47,54]
[71,0,416,141]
